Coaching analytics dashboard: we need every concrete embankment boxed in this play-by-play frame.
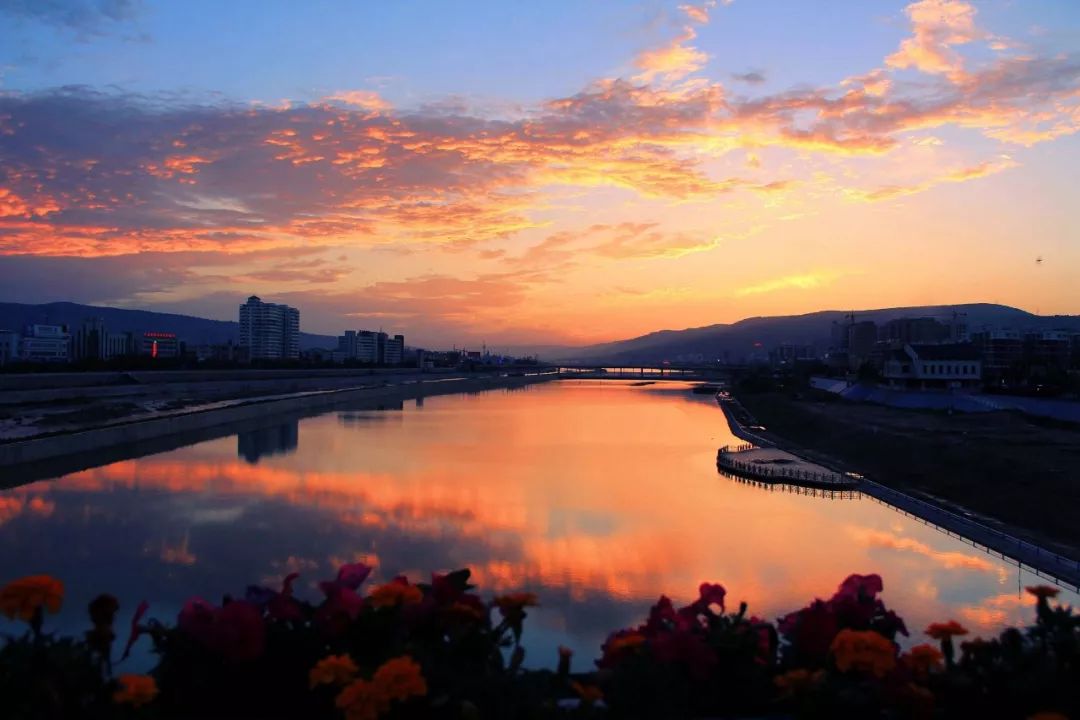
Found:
[0,373,557,482]
[718,393,1080,590]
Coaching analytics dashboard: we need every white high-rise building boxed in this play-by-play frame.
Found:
[239,296,301,360]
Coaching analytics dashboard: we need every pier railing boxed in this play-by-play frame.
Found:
[716,445,858,488]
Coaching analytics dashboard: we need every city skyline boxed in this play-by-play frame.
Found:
[2,1,1079,345]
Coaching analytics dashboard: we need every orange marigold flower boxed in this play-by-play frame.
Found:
[774,668,824,695]
[310,653,359,689]
[372,656,427,703]
[606,631,646,655]
[830,628,897,678]
[925,620,968,640]
[1025,585,1060,600]
[113,674,159,708]
[494,592,539,613]
[0,575,64,621]
[369,581,423,609]
[901,643,944,678]
[571,681,604,704]
[336,679,389,720]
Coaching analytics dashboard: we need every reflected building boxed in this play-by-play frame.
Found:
[237,420,299,464]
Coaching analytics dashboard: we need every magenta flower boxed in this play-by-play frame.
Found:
[696,582,727,613]
[120,600,150,660]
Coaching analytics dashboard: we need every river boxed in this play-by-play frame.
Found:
[1,379,1072,667]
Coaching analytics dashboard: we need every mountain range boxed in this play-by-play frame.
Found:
[0,302,336,350]
[2,301,1077,362]
[561,303,1080,363]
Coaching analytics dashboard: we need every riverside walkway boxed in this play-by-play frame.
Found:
[716,393,1080,591]
[717,444,859,489]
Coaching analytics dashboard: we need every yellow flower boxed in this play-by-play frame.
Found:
[774,668,824,696]
[606,631,646,655]
[310,653,359,689]
[925,620,968,640]
[369,581,423,609]
[372,655,428,702]
[336,679,388,720]
[113,674,158,708]
[335,656,426,720]
[494,592,539,612]
[0,575,64,621]
[1025,585,1060,600]
[830,628,897,678]
[901,643,944,679]
[571,680,604,704]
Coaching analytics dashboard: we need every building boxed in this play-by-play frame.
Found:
[880,317,950,345]
[239,296,300,360]
[0,330,20,365]
[138,331,180,359]
[769,344,814,366]
[71,317,110,362]
[384,334,405,365]
[107,332,133,358]
[883,343,982,389]
[19,325,70,363]
[846,321,878,369]
[971,328,1023,382]
[1023,330,1071,375]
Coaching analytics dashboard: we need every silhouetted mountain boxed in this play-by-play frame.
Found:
[0,302,336,350]
[565,304,1080,363]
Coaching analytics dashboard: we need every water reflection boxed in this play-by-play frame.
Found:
[237,420,299,464]
[0,380,1073,669]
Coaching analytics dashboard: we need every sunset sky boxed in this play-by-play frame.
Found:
[1,0,1078,346]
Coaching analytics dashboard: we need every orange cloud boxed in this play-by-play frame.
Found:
[886,0,984,82]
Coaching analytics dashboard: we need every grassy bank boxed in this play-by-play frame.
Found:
[733,390,1080,557]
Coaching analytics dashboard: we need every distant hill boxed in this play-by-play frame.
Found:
[563,304,1080,363]
[0,302,337,350]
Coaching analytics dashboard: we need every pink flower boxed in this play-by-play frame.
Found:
[214,601,266,662]
[835,574,883,602]
[120,600,150,661]
[697,583,726,613]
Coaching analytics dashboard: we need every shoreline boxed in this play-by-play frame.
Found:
[0,372,557,484]
[717,392,1080,590]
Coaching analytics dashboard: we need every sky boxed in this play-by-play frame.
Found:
[1,0,1079,347]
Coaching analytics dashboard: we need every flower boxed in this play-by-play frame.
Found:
[605,631,646,655]
[0,575,63,621]
[494,592,539,615]
[1025,585,1060,600]
[113,674,158,708]
[1027,713,1069,720]
[901,643,944,679]
[774,669,824,696]
[88,594,119,628]
[835,573,884,601]
[310,654,359,689]
[177,598,266,662]
[571,680,604,704]
[696,582,726,613]
[830,628,897,678]
[336,679,388,720]
[120,600,150,660]
[369,579,423,609]
[557,645,573,676]
[925,620,968,640]
[372,656,427,702]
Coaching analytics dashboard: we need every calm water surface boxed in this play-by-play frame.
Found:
[2,380,1073,667]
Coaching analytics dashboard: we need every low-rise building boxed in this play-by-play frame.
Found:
[0,330,20,365]
[138,331,180,359]
[883,343,981,389]
[19,324,70,363]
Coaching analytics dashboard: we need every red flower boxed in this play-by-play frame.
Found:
[778,599,839,665]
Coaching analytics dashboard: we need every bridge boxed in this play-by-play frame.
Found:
[554,364,734,380]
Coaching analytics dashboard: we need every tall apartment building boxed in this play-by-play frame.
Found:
[239,296,300,360]
[71,317,109,362]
